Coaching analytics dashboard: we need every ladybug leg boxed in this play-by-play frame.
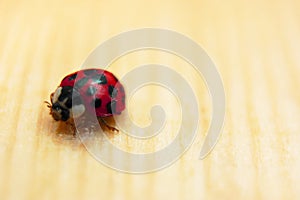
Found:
[99,118,119,132]
[65,119,77,136]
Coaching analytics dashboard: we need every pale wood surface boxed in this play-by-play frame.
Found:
[1,0,300,199]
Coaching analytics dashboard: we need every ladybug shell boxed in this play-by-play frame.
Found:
[60,68,125,117]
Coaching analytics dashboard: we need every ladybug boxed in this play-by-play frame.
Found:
[46,68,125,132]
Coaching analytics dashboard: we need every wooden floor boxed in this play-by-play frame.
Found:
[0,0,300,199]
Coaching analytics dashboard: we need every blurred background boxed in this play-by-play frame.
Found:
[0,0,300,199]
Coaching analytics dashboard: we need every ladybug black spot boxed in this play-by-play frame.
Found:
[66,98,72,108]
[92,74,107,85]
[95,98,102,108]
[75,77,89,88]
[68,73,77,81]
[86,86,97,96]
[106,100,116,114]
[83,69,98,76]
[121,96,125,104]
[91,98,102,108]
[108,85,118,98]
[58,86,73,102]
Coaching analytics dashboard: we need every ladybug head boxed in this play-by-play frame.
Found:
[46,86,85,121]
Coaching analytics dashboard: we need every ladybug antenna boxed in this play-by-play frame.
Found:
[44,101,52,108]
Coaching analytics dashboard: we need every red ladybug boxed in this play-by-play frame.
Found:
[46,68,125,131]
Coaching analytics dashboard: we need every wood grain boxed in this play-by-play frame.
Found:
[0,0,300,199]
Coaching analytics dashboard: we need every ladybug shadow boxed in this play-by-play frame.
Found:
[51,116,118,147]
